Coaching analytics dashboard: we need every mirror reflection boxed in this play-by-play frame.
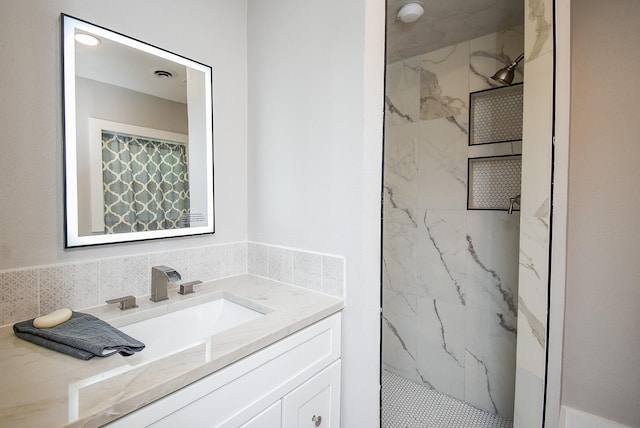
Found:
[62,15,214,247]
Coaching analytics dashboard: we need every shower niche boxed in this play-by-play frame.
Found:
[469,84,523,146]
[468,155,522,211]
[467,84,523,211]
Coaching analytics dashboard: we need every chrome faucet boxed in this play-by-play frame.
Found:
[508,194,521,214]
[150,265,181,302]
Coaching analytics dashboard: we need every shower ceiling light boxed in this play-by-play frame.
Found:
[397,2,424,24]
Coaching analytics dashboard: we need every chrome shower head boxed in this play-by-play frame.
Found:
[491,53,525,86]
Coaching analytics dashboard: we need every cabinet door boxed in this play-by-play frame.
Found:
[282,360,340,428]
[240,401,282,428]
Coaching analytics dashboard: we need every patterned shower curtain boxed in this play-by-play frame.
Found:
[101,131,190,234]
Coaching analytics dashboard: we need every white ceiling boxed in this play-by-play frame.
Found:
[75,31,188,104]
[386,0,524,63]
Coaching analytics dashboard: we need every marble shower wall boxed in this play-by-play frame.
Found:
[383,26,524,419]
[513,0,554,426]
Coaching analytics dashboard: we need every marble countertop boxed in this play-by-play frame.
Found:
[0,274,343,428]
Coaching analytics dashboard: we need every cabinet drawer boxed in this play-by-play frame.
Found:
[283,360,341,428]
[239,401,281,428]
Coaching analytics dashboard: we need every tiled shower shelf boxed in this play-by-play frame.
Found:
[467,155,522,211]
[469,83,523,146]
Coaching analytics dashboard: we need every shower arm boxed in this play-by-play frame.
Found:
[509,53,525,69]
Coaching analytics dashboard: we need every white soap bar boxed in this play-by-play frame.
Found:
[33,308,73,329]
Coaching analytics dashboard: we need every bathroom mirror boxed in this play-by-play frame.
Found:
[62,14,214,247]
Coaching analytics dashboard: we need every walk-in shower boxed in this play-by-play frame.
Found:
[382,1,525,426]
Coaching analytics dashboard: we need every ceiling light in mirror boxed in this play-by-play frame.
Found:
[74,32,101,46]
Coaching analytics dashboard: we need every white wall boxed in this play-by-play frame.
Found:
[0,0,248,269]
[563,1,640,426]
[246,0,385,426]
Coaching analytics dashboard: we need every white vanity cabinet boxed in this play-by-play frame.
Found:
[282,360,340,427]
[107,313,341,428]
[239,401,281,427]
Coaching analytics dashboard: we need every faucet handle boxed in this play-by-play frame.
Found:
[178,280,202,296]
[106,295,138,311]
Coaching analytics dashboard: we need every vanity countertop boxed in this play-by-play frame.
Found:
[0,274,343,428]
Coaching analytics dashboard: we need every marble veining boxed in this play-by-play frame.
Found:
[470,50,513,89]
[470,50,524,89]
[534,197,550,219]
[466,235,517,319]
[383,126,418,209]
[383,26,523,418]
[382,290,419,383]
[0,275,343,427]
[417,118,468,210]
[416,368,435,389]
[446,115,469,135]
[383,315,415,362]
[468,349,499,415]
[519,246,542,281]
[419,210,466,305]
[517,296,545,348]
[416,297,465,398]
[498,313,518,335]
[383,208,418,295]
[419,45,469,121]
[433,300,464,368]
[526,0,552,62]
[385,95,415,124]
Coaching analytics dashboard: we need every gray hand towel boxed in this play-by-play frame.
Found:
[13,312,145,360]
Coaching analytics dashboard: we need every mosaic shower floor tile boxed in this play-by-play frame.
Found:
[382,370,513,428]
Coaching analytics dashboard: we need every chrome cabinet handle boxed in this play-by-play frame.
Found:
[312,415,322,426]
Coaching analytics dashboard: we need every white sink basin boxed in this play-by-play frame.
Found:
[119,297,264,365]
[68,296,265,421]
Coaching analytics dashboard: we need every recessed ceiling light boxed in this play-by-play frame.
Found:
[397,2,424,24]
[154,70,174,79]
[74,32,101,46]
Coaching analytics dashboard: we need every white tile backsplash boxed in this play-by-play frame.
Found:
[321,255,345,297]
[188,245,219,281]
[39,262,100,315]
[293,251,322,292]
[99,255,150,301]
[267,246,294,284]
[0,241,345,326]
[247,243,269,277]
[248,242,345,299]
[0,269,40,325]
